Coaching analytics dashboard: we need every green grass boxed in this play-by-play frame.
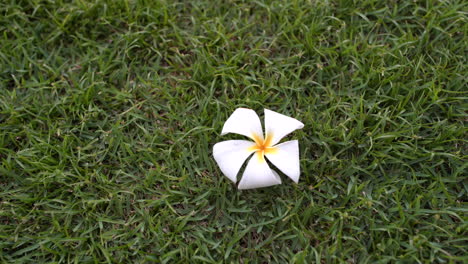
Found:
[0,0,467,263]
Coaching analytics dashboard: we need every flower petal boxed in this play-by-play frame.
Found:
[221,108,264,141]
[265,109,304,146]
[265,140,300,183]
[213,140,257,183]
[238,152,282,189]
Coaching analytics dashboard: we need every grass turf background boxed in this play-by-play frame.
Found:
[0,0,467,263]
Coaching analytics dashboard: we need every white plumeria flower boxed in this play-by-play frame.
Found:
[213,108,304,189]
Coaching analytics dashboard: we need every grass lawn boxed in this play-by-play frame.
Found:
[1,0,467,263]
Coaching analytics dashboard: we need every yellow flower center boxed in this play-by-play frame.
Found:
[248,132,277,162]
